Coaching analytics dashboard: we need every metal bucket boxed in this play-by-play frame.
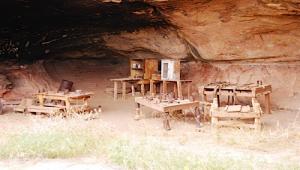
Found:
[58,80,73,92]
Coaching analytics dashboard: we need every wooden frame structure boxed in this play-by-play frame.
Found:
[150,79,192,99]
[110,78,142,100]
[210,98,263,130]
[135,97,200,130]
[33,92,93,116]
[199,83,272,114]
[111,58,159,100]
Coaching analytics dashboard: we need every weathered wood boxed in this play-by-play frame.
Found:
[265,93,271,114]
[27,105,61,116]
[177,80,183,100]
[114,81,118,101]
[131,84,135,96]
[122,81,126,99]
[201,83,272,114]
[141,82,145,96]
[134,97,200,130]
[134,103,141,120]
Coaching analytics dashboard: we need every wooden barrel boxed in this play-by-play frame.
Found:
[58,80,73,92]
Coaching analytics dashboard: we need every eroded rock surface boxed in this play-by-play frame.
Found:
[0,74,12,97]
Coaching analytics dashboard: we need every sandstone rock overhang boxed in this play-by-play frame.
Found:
[0,0,300,62]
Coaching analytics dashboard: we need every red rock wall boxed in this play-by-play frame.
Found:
[184,62,300,110]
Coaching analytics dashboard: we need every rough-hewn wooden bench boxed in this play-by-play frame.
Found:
[210,98,263,130]
[134,97,201,130]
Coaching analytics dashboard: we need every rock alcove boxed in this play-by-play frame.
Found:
[0,0,300,110]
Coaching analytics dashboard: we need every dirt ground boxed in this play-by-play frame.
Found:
[1,59,300,169]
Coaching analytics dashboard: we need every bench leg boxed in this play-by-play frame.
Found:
[194,107,201,130]
[134,103,141,120]
[162,112,171,130]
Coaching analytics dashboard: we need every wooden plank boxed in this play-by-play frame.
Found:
[212,112,260,118]
[177,80,183,99]
[265,93,271,114]
[214,120,258,129]
[113,81,118,101]
[131,84,135,96]
[122,81,126,100]
[144,58,159,80]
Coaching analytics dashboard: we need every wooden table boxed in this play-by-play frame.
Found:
[110,78,142,100]
[135,97,201,130]
[150,80,192,99]
[199,83,272,114]
[35,92,93,113]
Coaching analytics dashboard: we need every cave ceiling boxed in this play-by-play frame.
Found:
[0,0,300,62]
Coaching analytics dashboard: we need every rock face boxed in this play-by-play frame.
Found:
[155,0,300,62]
[184,62,300,110]
[3,61,57,100]
[0,74,12,97]
[0,0,300,109]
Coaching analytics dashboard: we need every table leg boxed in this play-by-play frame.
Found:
[173,83,178,99]
[265,93,271,114]
[122,81,126,100]
[162,81,167,94]
[131,84,135,97]
[113,81,118,101]
[65,99,71,116]
[194,107,201,130]
[134,103,141,120]
[141,82,145,96]
[162,112,171,130]
[150,80,154,97]
[177,81,183,100]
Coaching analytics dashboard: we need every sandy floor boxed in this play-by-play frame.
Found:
[1,59,300,169]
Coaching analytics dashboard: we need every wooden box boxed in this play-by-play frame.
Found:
[161,59,180,80]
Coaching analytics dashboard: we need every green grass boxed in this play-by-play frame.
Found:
[0,124,299,170]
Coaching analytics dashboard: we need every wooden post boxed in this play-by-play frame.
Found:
[141,82,145,96]
[65,98,71,115]
[162,81,167,94]
[134,103,141,120]
[131,84,135,97]
[162,112,171,130]
[194,107,201,130]
[150,80,154,97]
[173,83,178,99]
[38,94,44,106]
[177,80,183,100]
[255,118,262,131]
[113,81,118,101]
[265,93,271,114]
[122,81,126,100]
